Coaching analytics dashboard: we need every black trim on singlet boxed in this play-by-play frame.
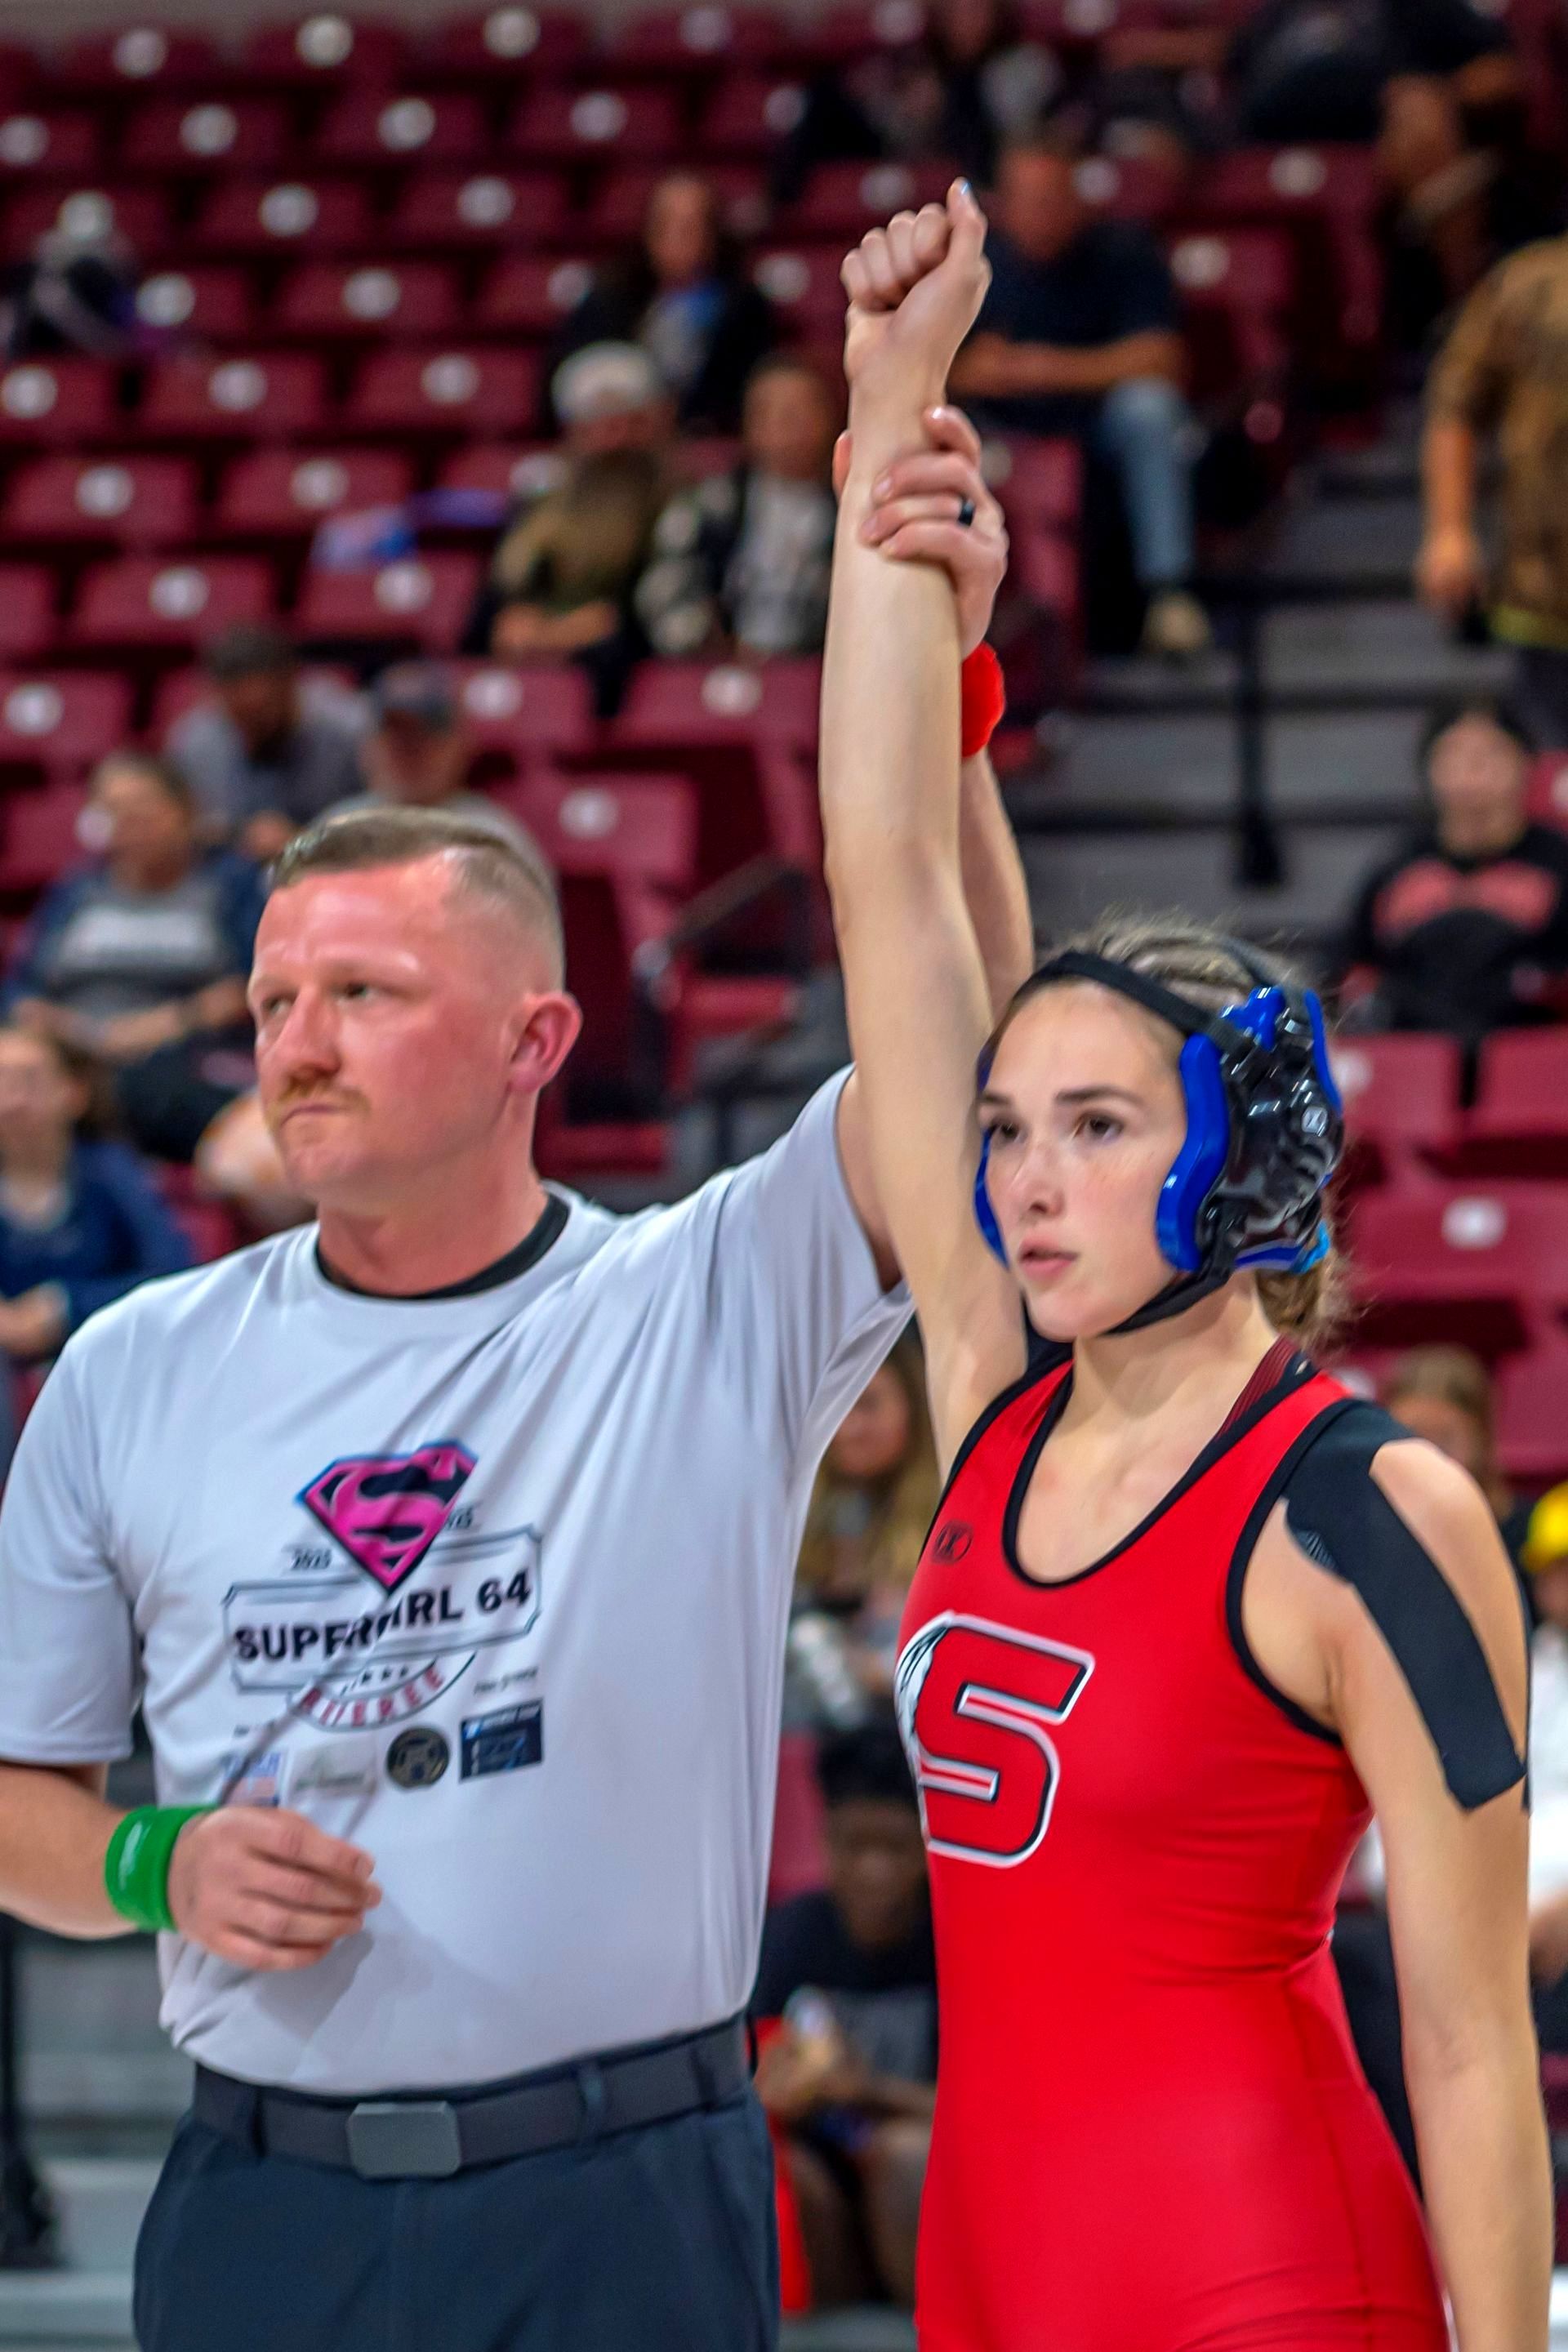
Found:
[317,1193,569,1300]
[1226,1399,1530,1805]
[1225,1398,1358,1748]
[924,1341,1071,1547]
[1001,1350,1321,1592]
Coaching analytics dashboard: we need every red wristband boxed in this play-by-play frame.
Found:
[960,642,1006,760]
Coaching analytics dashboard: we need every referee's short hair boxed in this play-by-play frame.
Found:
[270,807,565,986]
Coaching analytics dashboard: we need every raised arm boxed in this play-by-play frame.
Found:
[821,187,1027,1463]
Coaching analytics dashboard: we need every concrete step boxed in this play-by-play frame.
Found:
[1019,709,1424,828]
[1258,492,1423,587]
[0,2158,154,2345]
[1260,600,1513,699]
[16,1942,189,2132]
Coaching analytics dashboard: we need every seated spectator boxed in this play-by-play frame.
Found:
[1339,696,1568,1043]
[1504,1491,1568,2049]
[0,1023,189,1366]
[774,0,1064,202]
[1380,1343,1528,1561]
[1419,234,1568,750]
[951,134,1210,661]
[167,624,366,865]
[547,173,773,435]
[787,1340,940,1730]
[5,753,264,1165]
[325,665,546,861]
[2,214,139,361]
[753,1717,935,2310]
[636,356,840,659]
[466,343,674,715]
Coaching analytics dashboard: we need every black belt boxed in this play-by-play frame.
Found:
[194,2016,750,2180]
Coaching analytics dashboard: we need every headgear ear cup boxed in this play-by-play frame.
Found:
[973,1128,1007,1264]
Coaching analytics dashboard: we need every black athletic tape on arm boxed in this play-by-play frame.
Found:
[1284,1403,1526,1812]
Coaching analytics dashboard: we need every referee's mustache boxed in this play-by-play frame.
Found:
[271,1080,368,1116]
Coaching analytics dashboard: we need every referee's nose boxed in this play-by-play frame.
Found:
[262,982,341,1085]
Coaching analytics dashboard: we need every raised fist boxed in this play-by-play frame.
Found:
[840,180,991,417]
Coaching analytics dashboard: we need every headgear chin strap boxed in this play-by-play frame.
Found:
[973,945,1343,1339]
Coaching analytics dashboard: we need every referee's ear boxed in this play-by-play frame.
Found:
[507,988,582,1105]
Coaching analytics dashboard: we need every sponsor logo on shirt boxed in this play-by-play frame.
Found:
[291,1742,378,1802]
[386,1726,451,1790]
[218,1746,285,1806]
[461,1700,543,1780]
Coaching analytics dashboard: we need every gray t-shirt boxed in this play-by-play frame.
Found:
[169,688,365,834]
[0,1074,907,2094]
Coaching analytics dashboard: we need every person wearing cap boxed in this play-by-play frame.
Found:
[326,666,546,866]
[167,626,367,868]
[465,343,675,715]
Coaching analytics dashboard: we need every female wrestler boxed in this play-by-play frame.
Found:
[818,182,1550,2351]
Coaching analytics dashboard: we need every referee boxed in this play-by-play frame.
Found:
[0,412,1025,2350]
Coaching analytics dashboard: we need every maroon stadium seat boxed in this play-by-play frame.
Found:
[386,167,567,252]
[509,83,682,163]
[5,184,172,256]
[446,660,596,759]
[0,109,96,177]
[0,785,89,898]
[193,176,376,256]
[241,16,411,87]
[437,443,565,501]
[51,26,220,94]
[215,447,414,537]
[1168,228,1295,395]
[1346,1183,1568,1358]
[122,99,292,175]
[751,246,850,338]
[134,265,260,343]
[1,455,200,548]
[1529,754,1568,826]
[1460,1031,1568,1179]
[1328,1031,1463,1184]
[982,434,1082,528]
[779,158,953,239]
[617,657,820,751]
[474,254,595,339]
[347,347,539,439]
[71,555,277,652]
[0,359,116,444]
[420,7,590,80]
[0,671,133,780]
[768,1732,827,1903]
[0,572,56,662]
[697,74,808,156]
[139,353,331,441]
[1177,145,1383,368]
[275,261,461,341]
[318,89,489,167]
[506,770,697,895]
[149,662,358,742]
[294,553,482,651]
[1070,153,1185,226]
[609,6,788,73]
[608,659,822,888]
[807,0,928,63]
[1494,1343,1568,1486]
[585,163,765,245]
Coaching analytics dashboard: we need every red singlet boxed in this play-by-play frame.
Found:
[897,1352,1448,2352]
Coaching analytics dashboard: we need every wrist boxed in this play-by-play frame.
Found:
[105,1805,215,1934]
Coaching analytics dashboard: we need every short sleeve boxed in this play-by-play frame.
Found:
[0,1344,136,1764]
[699,1071,910,1470]
[1426,258,1517,430]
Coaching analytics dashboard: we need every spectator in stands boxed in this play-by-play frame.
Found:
[773,0,1063,203]
[2,214,140,361]
[1419,234,1568,749]
[4,753,264,1165]
[788,1340,941,1728]
[1381,1344,1529,1563]
[0,1023,189,1372]
[951,133,1210,661]
[636,355,840,658]
[1503,1490,1568,2049]
[167,625,365,866]
[1338,696,1568,1042]
[753,1717,935,2310]
[466,343,673,715]
[548,174,774,435]
[326,666,546,861]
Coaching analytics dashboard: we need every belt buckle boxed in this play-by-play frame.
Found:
[345,2100,461,2180]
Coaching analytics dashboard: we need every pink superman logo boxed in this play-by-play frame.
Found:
[300,1443,477,1592]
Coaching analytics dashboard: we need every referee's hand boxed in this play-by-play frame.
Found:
[167,1808,381,1971]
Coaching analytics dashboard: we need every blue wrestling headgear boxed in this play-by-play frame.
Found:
[973,944,1343,1334]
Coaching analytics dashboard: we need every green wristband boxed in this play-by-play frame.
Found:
[105,1806,214,1935]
